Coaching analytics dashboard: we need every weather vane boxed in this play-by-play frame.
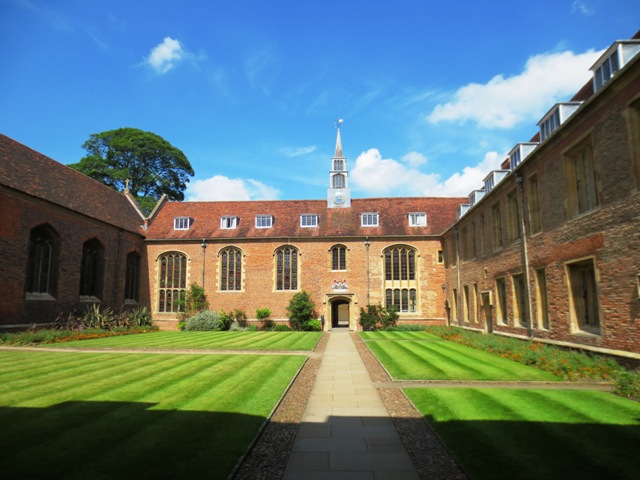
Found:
[335,118,343,129]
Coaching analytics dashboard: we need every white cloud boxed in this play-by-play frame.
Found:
[572,1,594,16]
[351,148,503,197]
[186,175,280,201]
[278,145,317,157]
[427,49,602,128]
[401,151,428,167]
[145,37,185,74]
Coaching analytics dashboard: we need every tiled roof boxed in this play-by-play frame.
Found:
[0,134,145,234]
[145,197,466,240]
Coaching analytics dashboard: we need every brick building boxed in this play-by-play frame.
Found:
[1,30,639,359]
[0,134,147,327]
[442,35,640,358]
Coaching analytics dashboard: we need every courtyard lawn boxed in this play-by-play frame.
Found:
[360,331,559,381]
[0,350,306,479]
[406,388,640,480]
[49,330,322,351]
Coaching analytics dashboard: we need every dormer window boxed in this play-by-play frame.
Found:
[361,212,379,227]
[508,143,538,170]
[408,212,427,227]
[255,215,273,228]
[484,170,509,193]
[538,103,581,142]
[220,216,238,229]
[300,214,319,227]
[591,40,640,92]
[174,217,192,230]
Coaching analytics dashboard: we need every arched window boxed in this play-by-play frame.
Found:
[275,246,298,291]
[383,245,418,313]
[79,238,104,298]
[220,247,243,291]
[158,252,188,312]
[333,173,345,188]
[25,224,59,297]
[124,251,141,302]
[331,245,347,271]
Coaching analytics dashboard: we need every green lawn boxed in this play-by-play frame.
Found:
[406,388,640,480]
[50,330,322,351]
[360,331,559,381]
[0,349,306,479]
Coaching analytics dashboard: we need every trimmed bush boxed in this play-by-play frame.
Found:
[274,324,292,332]
[359,304,399,331]
[256,308,274,331]
[184,310,223,331]
[306,319,322,331]
[286,291,316,331]
[614,371,640,400]
[385,323,426,331]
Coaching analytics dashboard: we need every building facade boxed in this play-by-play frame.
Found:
[443,36,640,357]
[1,30,638,358]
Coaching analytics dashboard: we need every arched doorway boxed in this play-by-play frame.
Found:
[331,299,350,328]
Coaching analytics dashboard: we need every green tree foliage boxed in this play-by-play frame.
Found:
[286,291,316,331]
[69,127,194,214]
[359,304,399,331]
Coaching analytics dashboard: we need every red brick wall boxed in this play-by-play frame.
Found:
[0,188,146,327]
[443,59,640,356]
[146,236,447,330]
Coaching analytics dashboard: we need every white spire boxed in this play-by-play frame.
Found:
[334,119,343,157]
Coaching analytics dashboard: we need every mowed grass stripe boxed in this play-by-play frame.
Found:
[0,352,175,405]
[406,388,640,480]
[0,350,305,479]
[53,331,321,351]
[361,331,443,341]
[363,332,558,381]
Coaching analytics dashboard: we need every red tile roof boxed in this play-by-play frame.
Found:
[0,134,145,234]
[145,197,466,240]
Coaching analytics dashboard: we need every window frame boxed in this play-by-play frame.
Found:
[275,245,299,291]
[79,238,105,300]
[220,216,238,229]
[25,224,59,299]
[564,138,599,218]
[566,258,601,334]
[361,212,379,227]
[255,215,273,228]
[173,217,192,230]
[300,214,319,228]
[219,246,243,292]
[331,245,347,271]
[495,277,508,325]
[157,251,188,313]
[408,212,427,227]
[124,251,141,303]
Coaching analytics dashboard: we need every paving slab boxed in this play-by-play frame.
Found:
[283,329,419,479]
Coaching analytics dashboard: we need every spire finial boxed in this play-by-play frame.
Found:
[334,119,343,158]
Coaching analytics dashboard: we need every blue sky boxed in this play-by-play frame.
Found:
[1,1,638,202]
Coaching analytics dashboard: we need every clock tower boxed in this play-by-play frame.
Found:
[327,120,351,208]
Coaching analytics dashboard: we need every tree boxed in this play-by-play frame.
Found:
[286,291,316,331]
[69,128,194,214]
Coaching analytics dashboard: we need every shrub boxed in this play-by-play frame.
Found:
[274,324,292,332]
[359,304,399,331]
[306,319,322,331]
[126,306,152,327]
[286,291,316,331]
[614,371,640,400]
[246,324,259,332]
[181,283,209,319]
[256,308,274,331]
[184,310,222,331]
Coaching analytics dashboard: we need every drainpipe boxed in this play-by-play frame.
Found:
[201,239,207,289]
[516,173,535,338]
[454,228,462,326]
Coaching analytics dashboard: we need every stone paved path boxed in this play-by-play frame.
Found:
[283,328,419,479]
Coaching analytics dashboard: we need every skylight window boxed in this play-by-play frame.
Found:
[173,217,192,230]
